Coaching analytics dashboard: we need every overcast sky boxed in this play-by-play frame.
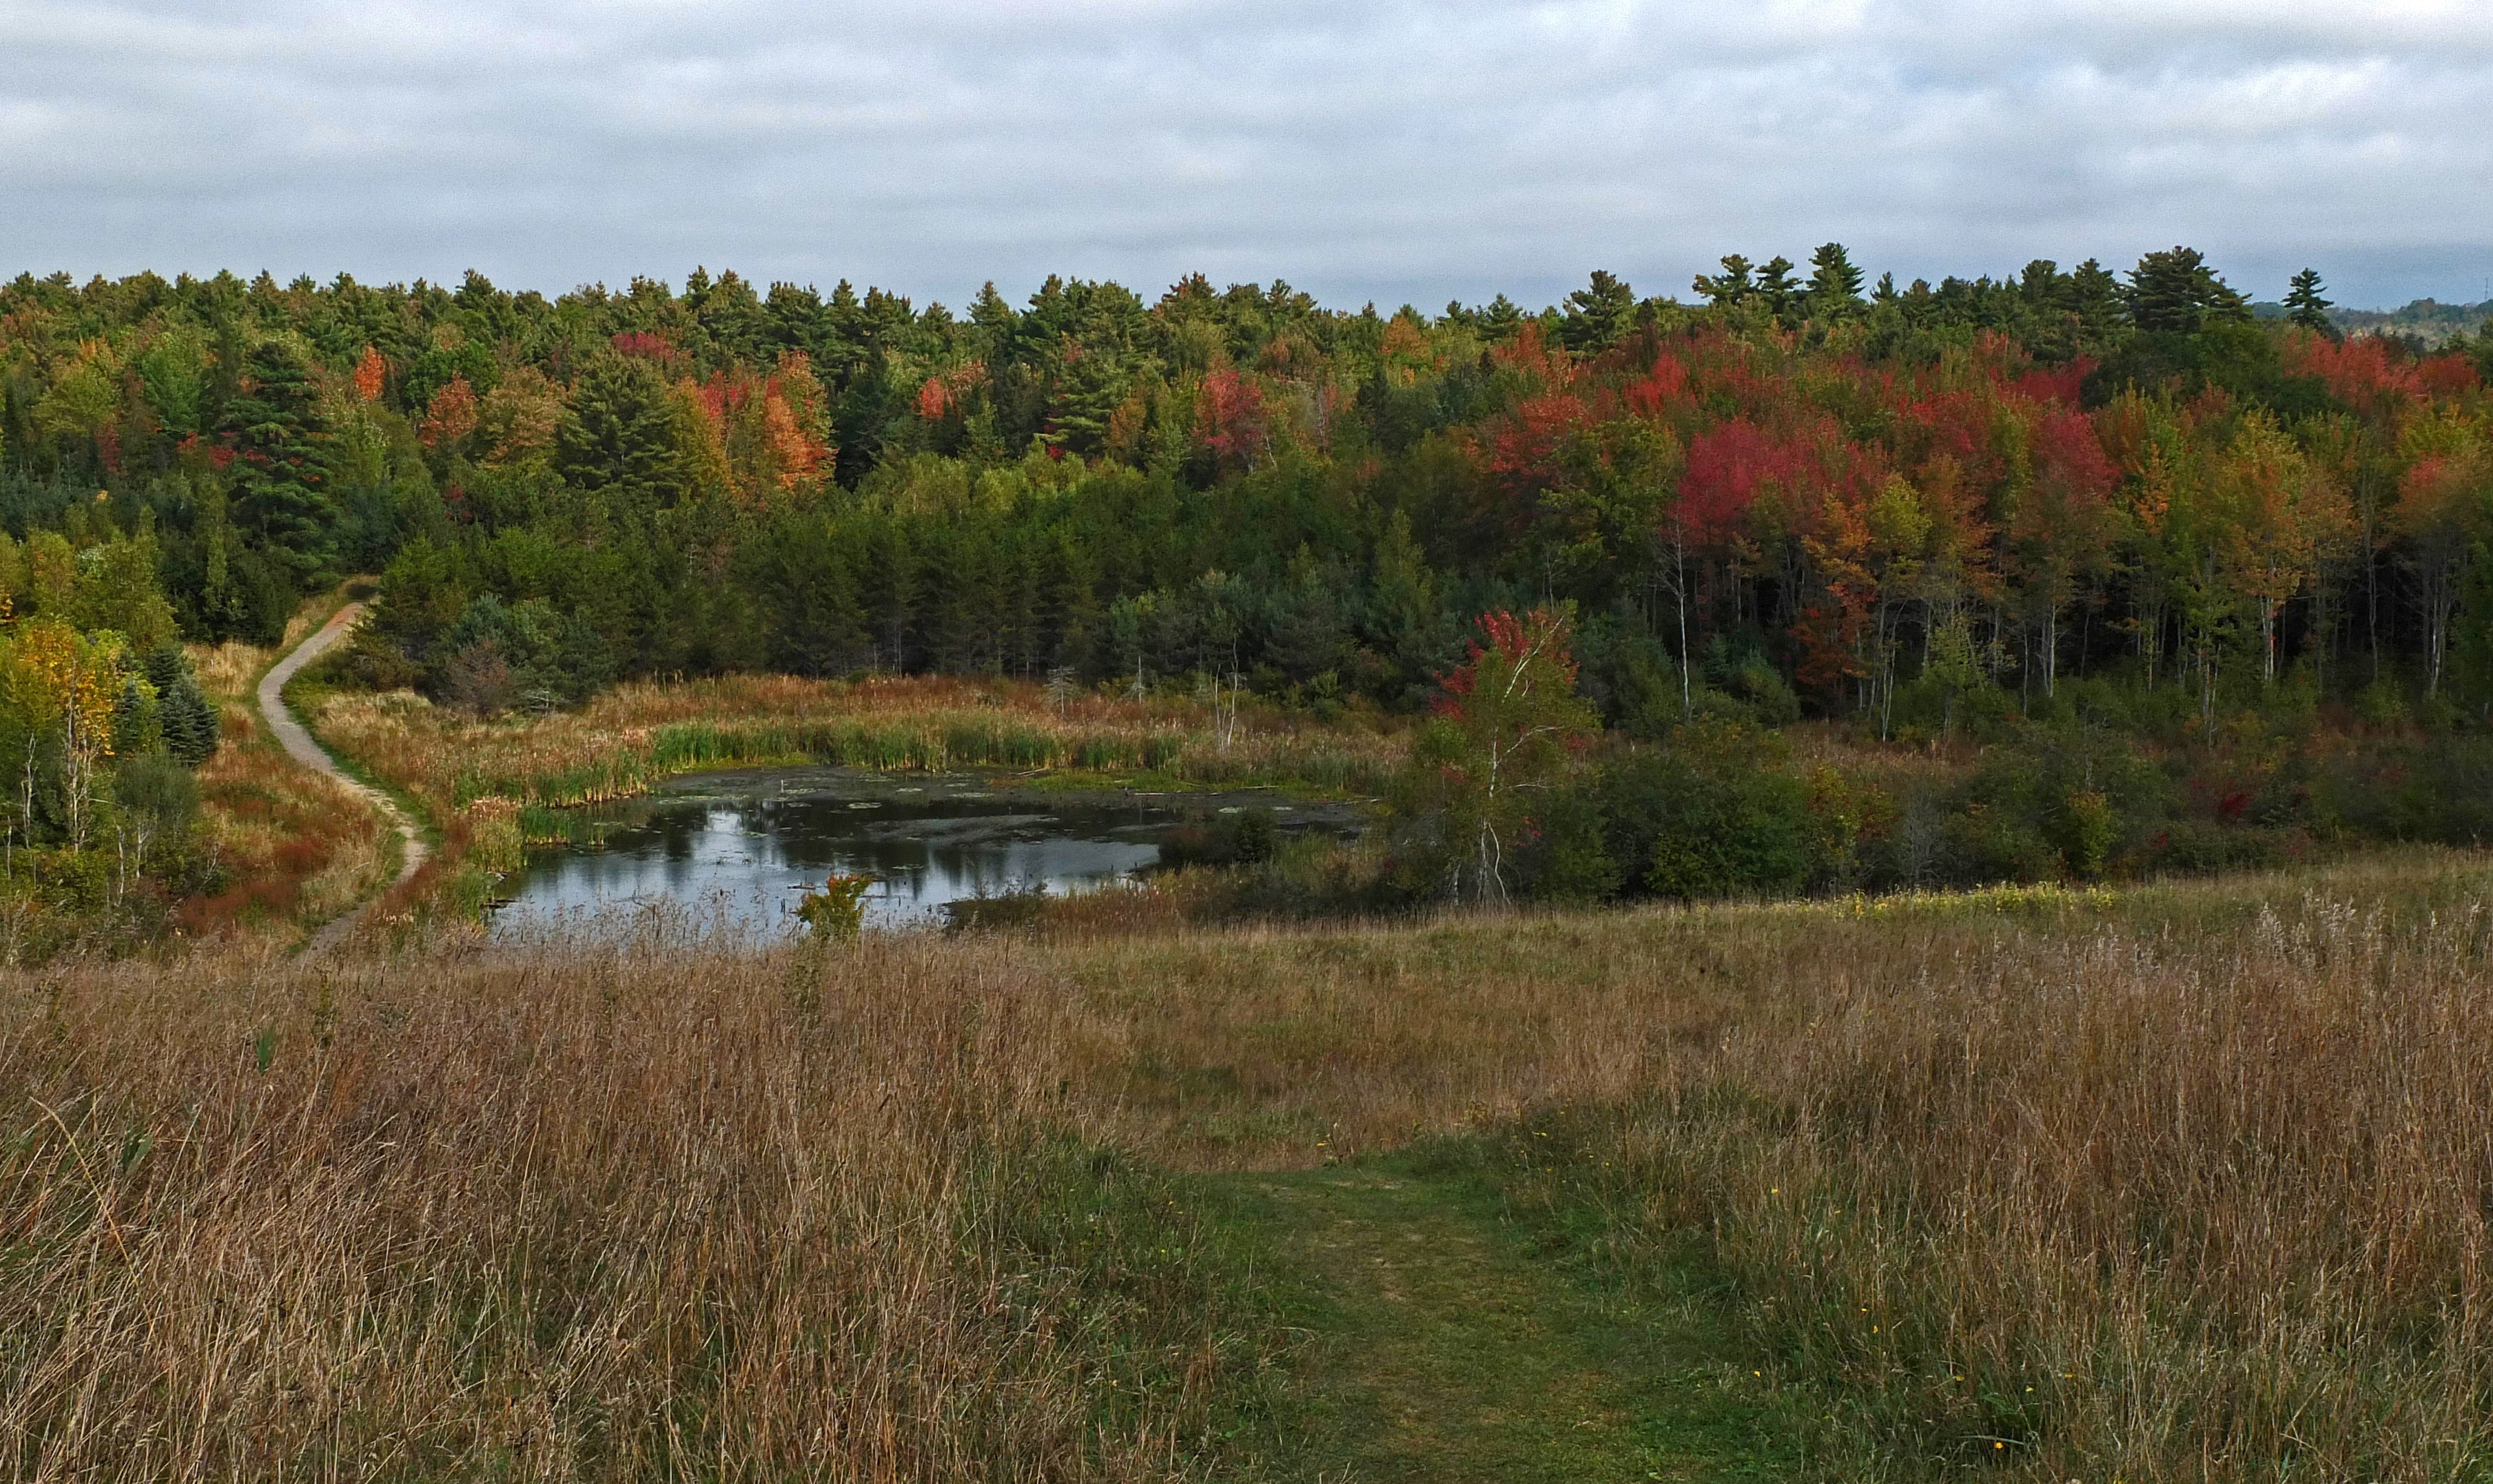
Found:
[5,0,2490,313]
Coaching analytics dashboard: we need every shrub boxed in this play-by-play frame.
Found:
[1157,806,1280,870]
[1598,722,1815,900]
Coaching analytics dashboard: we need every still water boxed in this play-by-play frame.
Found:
[492,767,1348,937]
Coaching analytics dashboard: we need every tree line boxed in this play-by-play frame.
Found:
[2,247,2490,737]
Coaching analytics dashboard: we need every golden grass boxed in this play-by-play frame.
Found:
[13,849,2493,1476]
[309,674,1406,823]
[0,935,1264,1481]
[185,640,267,706]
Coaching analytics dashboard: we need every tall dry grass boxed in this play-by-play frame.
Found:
[1009,858,2493,1478]
[17,852,2493,1477]
[0,932,1273,1481]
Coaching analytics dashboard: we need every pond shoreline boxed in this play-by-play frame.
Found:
[495,765,1369,937]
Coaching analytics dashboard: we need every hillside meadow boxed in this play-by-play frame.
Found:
[6,849,2493,1478]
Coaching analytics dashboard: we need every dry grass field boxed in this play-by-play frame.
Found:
[9,851,2493,1478]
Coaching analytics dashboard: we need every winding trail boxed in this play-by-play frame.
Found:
[258,602,429,953]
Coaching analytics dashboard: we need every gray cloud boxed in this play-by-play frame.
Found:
[3,0,2488,310]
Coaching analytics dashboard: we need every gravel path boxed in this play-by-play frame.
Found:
[257,602,429,952]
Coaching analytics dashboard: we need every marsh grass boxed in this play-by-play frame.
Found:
[311,674,1402,819]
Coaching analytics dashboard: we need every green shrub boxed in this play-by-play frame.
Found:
[1597,722,1814,900]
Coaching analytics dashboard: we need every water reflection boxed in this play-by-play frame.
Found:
[493,767,1346,936]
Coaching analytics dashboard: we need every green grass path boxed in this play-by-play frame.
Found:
[1220,1156,1796,1482]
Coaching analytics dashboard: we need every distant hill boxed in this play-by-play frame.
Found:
[2252,296,2492,346]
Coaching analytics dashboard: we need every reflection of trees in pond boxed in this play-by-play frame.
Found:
[503,779,1209,934]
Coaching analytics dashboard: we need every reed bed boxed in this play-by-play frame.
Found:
[308,675,1403,823]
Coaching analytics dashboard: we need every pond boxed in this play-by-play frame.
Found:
[490,767,1360,938]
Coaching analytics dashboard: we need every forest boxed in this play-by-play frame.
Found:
[3,245,2493,914]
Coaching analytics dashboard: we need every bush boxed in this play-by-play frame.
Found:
[1701,631,1801,725]
[1156,807,1280,871]
[1511,781,1619,903]
[1597,721,1814,900]
[430,594,613,716]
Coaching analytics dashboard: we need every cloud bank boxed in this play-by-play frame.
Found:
[3,0,2489,309]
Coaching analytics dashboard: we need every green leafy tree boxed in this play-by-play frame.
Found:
[1397,607,1597,903]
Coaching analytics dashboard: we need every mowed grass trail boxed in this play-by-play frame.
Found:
[1213,1151,1799,1482]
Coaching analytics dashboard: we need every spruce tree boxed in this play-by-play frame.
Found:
[144,643,219,765]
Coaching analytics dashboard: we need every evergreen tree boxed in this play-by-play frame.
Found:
[1692,256,1755,308]
[218,338,335,582]
[1559,271,1637,352]
[143,643,219,765]
[553,353,686,511]
[1805,243,1865,316]
[2066,259,2127,346]
[2125,247,2251,334]
[2284,268,2337,336]
[1754,257,1801,322]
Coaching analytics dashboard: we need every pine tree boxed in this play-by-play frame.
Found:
[2284,268,2337,336]
[554,353,686,513]
[1806,243,1865,316]
[1559,271,1637,351]
[1754,257,1801,322]
[1692,256,1755,309]
[218,338,335,582]
[2125,247,2250,334]
[2066,260,2126,347]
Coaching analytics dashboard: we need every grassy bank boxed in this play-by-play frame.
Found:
[12,851,2493,1476]
[305,673,1405,817]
